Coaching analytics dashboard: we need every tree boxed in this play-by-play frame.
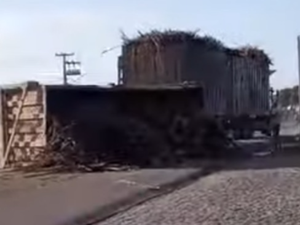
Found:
[278,85,299,107]
[279,88,292,107]
[291,86,299,105]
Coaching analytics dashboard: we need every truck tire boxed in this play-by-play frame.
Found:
[233,130,242,139]
[244,130,253,139]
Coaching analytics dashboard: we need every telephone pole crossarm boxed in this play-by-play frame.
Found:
[55,52,81,85]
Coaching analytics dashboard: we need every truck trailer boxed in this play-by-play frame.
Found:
[220,47,276,138]
[118,30,277,139]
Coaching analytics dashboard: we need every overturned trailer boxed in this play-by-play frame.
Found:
[118,30,275,139]
[0,81,235,169]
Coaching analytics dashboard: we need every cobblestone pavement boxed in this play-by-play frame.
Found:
[99,159,300,225]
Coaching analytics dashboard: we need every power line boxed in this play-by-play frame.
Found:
[55,52,81,85]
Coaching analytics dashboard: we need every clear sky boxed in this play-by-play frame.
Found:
[0,0,299,89]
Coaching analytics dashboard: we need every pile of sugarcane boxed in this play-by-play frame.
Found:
[122,29,225,51]
[32,112,245,172]
[236,45,272,65]
[120,29,227,86]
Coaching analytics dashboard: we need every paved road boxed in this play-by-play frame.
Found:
[98,157,300,225]
[0,169,205,225]
[281,121,300,136]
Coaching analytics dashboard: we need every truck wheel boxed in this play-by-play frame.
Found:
[244,130,253,139]
[233,130,242,139]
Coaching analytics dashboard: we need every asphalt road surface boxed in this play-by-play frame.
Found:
[281,121,300,136]
[97,120,300,225]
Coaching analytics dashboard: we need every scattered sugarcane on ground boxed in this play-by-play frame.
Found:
[0,81,249,173]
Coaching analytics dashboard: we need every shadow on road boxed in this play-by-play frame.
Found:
[221,134,300,171]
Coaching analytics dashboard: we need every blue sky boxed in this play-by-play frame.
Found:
[0,0,299,88]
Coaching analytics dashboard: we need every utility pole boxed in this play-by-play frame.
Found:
[297,36,300,109]
[55,52,81,85]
